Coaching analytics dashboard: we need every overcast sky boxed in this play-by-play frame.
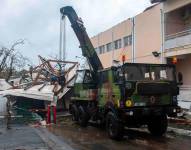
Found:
[0,0,151,65]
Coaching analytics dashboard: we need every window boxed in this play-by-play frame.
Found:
[84,71,92,83]
[76,71,85,83]
[99,71,108,83]
[114,39,122,49]
[123,35,132,47]
[99,45,105,54]
[106,43,112,52]
[95,47,99,54]
[120,65,175,81]
[129,35,132,45]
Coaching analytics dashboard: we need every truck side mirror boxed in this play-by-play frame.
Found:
[177,72,183,85]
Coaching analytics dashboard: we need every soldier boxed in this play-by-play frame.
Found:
[58,70,66,93]
[6,96,11,130]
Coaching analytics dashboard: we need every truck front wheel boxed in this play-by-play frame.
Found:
[148,115,167,136]
[71,104,79,121]
[78,106,89,127]
[106,112,124,140]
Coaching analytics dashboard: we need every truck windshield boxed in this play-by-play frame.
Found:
[76,71,85,83]
[120,65,175,81]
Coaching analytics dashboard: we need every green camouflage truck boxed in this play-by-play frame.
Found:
[60,6,181,140]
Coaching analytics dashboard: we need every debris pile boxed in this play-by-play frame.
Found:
[0,56,78,123]
[3,55,79,102]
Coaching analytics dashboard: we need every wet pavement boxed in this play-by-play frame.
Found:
[1,117,191,150]
[0,119,74,150]
[48,121,191,150]
[0,124,50,150]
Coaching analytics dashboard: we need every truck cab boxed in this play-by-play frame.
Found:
[115,63,179,108]
[99,63,180,139]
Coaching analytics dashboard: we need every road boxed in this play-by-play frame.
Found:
[0,124,50,150]
[48,121,191,150]
[0,119,74,150]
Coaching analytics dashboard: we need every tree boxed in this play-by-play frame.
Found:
[0,39,31,81]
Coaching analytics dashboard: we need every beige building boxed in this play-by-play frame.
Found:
[91,3,163,68]
[157,0,191,108]
[91,0,191,108]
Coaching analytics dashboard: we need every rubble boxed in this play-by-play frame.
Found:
[2,55,78,102]
[0,55,79,123]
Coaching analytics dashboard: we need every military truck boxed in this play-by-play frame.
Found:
[60,6,181,140]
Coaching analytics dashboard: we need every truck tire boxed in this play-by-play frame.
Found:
[106,112,124,140]
[78,106,89,127]
[71,105,79,121]
[148,115,167,136]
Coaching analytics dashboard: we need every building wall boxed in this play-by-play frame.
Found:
[176,55,191,105]
[91,4,163,68]
[135,4,162,64]
[164,0,191,13]
[165,9,186,36]
[176,55,191,87]
[91,0,191,106]
[91,19,132,68]
[163,0,191,105]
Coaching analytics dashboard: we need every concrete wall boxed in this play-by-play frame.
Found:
[176,54,191,87]
[165,9,186,36]
[135,4,162,64]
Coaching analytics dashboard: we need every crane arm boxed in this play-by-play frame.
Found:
[60,6,103,73]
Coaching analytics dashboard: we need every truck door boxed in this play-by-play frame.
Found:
[97,71,109,107]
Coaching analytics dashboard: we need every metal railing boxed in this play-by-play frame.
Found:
[165,28,191,50]
[165,28,191,40]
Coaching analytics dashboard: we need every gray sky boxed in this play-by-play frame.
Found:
[0,0,151,65]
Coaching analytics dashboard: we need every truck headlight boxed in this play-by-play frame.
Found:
[116,100,120,108]
[126,100,132,107]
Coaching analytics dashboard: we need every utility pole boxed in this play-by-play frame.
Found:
[131,17,135,63]
[59,15,66,61]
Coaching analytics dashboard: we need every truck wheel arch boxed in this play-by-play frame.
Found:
[104,101,118,118]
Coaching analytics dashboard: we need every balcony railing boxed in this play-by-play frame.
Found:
[166,29,191,40]
[165,29,191,50]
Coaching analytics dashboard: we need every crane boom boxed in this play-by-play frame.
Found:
[60,6,103,73]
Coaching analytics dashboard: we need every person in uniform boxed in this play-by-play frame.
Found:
[6,96,11,130]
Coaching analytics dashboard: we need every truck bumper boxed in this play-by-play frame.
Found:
[119,106,181,118]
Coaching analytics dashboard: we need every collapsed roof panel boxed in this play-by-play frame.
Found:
[1,56,79,103]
